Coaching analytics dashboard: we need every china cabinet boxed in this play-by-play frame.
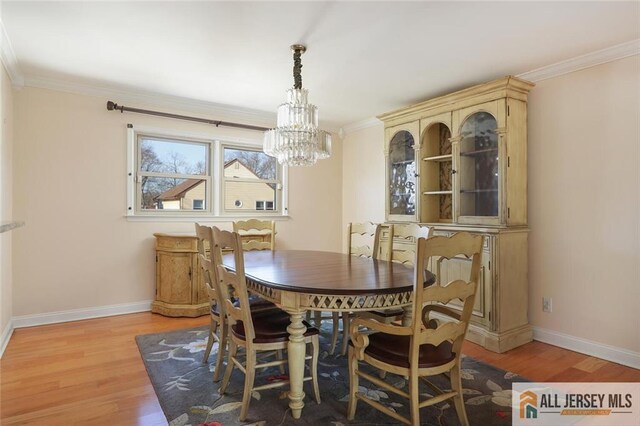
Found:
[378,76,534,352]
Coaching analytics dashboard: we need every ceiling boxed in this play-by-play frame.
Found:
[2,1,639,129]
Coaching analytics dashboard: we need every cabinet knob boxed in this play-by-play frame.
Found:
[451,169,457,175]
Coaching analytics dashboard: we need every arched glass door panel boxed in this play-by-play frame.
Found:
[388,131,416,216]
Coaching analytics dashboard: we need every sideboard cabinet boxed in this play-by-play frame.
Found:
[152,233,209,317]
[379,76,534,352]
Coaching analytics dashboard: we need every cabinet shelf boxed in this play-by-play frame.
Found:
[460,189,498,194]
[423,154,452,162]
[423,190,452,195]
[461,147,498,157]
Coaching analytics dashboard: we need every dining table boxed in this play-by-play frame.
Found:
[222,249,435,420]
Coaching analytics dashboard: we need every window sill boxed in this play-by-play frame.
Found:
[125,214,291,222]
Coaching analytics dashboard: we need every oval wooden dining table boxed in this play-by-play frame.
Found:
[222,249,434,420]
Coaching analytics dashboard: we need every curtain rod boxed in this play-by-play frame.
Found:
[106,101,270,132]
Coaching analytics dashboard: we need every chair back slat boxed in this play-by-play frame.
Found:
[388,223,432,266]
[391,250,416,266]
[211,227,256,342]
[347,222,382,259]
[233,219,276,251]
[242,239,271,251]
[410,232,484,356]
[419,321,467,347]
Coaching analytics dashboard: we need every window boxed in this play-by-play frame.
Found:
[222,146,279,213]
[137,135,209,212]
[128,127,286,217]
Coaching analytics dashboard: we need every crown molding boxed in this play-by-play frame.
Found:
[0,16,23,87]
[342,39,640,136]
[23,75,279,128]
[341,117,382,136]
[517,39,640,83]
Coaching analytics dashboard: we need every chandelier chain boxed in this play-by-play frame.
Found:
[293,49,303,89]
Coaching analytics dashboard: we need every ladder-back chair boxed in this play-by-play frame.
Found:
[213,228,321,421]
[348,232,484,426]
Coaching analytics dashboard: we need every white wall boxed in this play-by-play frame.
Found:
[0,63,14,339]
[342,56,640,355]
[12,87,342,317]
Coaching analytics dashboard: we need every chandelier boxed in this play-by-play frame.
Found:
[263,45,331,166]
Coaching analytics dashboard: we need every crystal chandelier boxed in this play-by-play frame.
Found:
[263,45,331,166]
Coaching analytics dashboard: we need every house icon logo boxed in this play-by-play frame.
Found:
[520,390,538,419]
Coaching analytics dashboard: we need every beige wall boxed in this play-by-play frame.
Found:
[12,87,342,316]
[527,56,639,352]
[342,56,640,353]
[0,64,14,334]
[341,123,386,250]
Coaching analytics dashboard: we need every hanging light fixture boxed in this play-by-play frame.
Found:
[263,44,331,166]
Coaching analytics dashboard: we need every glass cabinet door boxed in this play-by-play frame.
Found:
[388,130,416,217]
[458,112,499,218]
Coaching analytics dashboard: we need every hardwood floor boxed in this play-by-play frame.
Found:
[1,312,638,425]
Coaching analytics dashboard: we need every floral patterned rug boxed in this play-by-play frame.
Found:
[135,324,528,426]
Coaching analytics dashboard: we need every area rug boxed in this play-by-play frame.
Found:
[136,324,528,426]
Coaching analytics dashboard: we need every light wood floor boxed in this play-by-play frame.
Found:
[1,312,638,425]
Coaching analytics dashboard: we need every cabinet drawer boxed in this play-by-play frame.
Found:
[433,230,490,249]
[155,234,197,252]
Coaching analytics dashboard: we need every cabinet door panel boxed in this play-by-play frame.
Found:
[453,100,506,226]
[157,252,193,304]
[385,122,419,222]
[434,256,487,326]
[194,257,209,304]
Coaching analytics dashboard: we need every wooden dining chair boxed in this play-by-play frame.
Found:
[194,223,227,381]
[360,223,433,324]
[233,219,275,251]
[347,232,484,426]
[213,227,321,421]
[195,223,277,381]
[321,222,385,356]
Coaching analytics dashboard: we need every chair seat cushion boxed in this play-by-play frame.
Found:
[232,315,319,344]
[352,332,455,369]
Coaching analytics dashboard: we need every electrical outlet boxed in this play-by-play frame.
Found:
[542,297,552,313]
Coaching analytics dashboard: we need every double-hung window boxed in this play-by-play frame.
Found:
[222,146,280,214]
[128,127,286,217]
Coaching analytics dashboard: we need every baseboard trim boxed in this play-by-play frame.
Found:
[12,300,153,329]
[0,319,14,358]
[533,326,640,370]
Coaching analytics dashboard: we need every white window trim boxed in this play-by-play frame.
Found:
[126,124,289,220]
